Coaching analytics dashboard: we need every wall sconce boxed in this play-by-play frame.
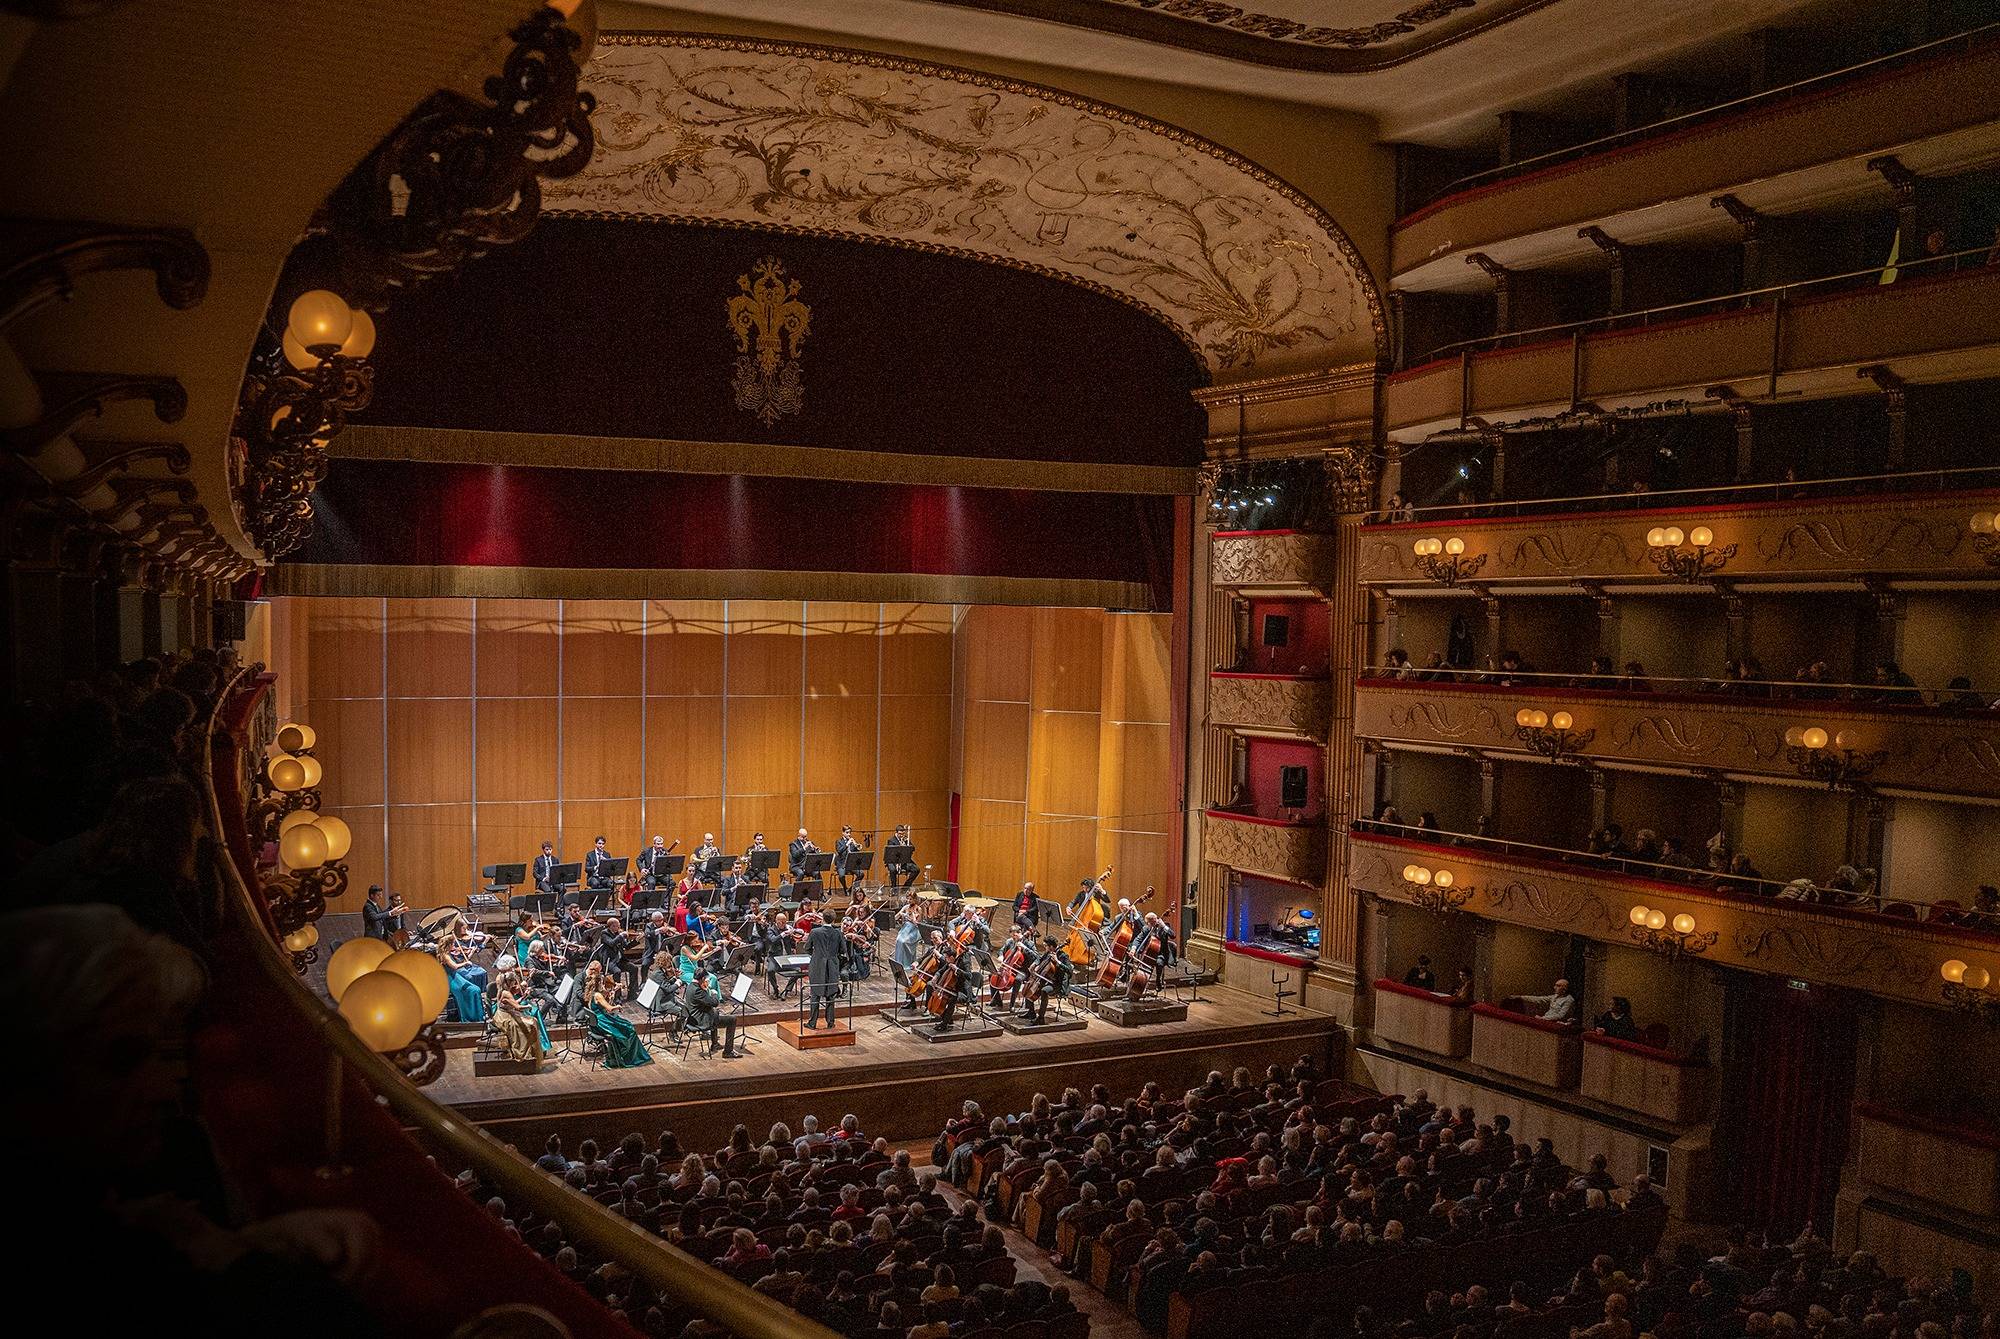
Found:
[1941,960,2000,1025]
[1412,535,1486,587]
[1400,862,1472,915]
[1970,511,2000,568]
[327,939,450,1085]
[1784,724,1887,792]
[253,720,352,967]
[1514,707,1594,760]
[1645,524,1734,582]
[1628,904,1718,959]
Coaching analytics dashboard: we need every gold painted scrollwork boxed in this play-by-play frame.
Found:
[1210,674,1332,741]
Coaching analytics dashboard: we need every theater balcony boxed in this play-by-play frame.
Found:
[1209,671,1332,743]
[1370,977,1472,1059]
[1389,27,2000,289]
[1347,829,2000,1013]
[1383,260,2000,439]
[1353,676,2000,801]
[1203,807,1326,888]
[1210,528,1335,595]
[1356,478,2000,589]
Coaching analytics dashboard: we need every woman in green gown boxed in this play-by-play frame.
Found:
[583,962,651,1068]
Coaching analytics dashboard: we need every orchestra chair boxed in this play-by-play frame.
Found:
[642,995,692,1061]
[577,1009,612,1070]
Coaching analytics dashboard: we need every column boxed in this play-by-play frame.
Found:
[1471,919,1498,1003]
[1360,895,1396,1033]
[1579,940,1611,1028]
[1587,766,1611,833]
[1478,756,1501,834]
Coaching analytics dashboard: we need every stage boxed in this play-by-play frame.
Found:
[423,980,1340,1153]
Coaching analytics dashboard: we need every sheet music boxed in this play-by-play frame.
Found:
[637,980,660,1009]
[554,974,575,1005]
[731,972,754,1004]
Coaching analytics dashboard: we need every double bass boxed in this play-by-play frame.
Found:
[1061,867,1113,966]
[1094,886,1158,990]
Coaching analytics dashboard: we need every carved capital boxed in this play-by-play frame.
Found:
[0,219,208,332]
[1,371,186,456]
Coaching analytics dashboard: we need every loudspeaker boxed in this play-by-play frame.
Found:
[1261,613,1291,647]
[1279,764,1310,810]
[213,599,248,643]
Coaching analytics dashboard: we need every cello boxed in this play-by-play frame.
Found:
[1094,886,1157,990]
[1061,867,1113,966]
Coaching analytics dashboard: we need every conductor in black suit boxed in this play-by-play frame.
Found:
[805,917,846,1029]
[532,842,557,896]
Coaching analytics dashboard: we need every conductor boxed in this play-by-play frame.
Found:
[805,916,846,1030]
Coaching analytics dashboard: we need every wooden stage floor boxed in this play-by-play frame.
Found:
[424,983,1342,1153]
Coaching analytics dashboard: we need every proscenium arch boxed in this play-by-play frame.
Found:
[547,31,1390,376]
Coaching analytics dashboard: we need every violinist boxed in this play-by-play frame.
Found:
[892,890,925,970]
[510,909,544,970]
[594,916,642,997]
[840,895,878,979]
[672,873,701,929]
[642,910,673,967]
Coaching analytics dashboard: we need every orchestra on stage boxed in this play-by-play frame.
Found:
[354,827,1184,1071]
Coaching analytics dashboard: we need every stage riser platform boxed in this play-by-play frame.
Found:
[425,992,1341,1155]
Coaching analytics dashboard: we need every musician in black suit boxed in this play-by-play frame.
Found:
[584,835,614,892]
[788,828,819,881]
[1022,938,1072,1024]
[833,826,863,890]
[692,832,722,869]
[643,951,685,1023]
[642,910,672,965]
[885,823,919,889]
[804,918,846,1029]
[637,835,674,887]
[594,917,641,997]
[718,857,751,914]
[532,842,557,896]
[361,884,407,941]
[686,969,738,1058]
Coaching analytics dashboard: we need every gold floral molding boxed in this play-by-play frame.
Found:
[728,256,810,426]
[1211,530,1334,590]
[549,33,1384,374]
[1210,672,1332,741]
[1204,810,1326,886]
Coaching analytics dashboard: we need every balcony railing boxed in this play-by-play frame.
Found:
[201,670,836,1339]
[1210,528,1333,593]
[1359,481,2000,587]
[1349,828,2000,1013]
[1209,670,1332,741]
[1385,256,2000,435]
[1204,807,1326,887]
[1371,977,1472,1058]
[1353,675,2000,800]
[1580,1032,1710,1126]
[1391,25,2000,278]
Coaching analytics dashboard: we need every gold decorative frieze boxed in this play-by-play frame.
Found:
[1209,672,1331,741]
[1354,680,2000,799]
[1358,488,2000,587]
[553,35,1383,372]
[1204,809,1325,887]
[1211,530,1334,592]
[1350,831,2000,1012]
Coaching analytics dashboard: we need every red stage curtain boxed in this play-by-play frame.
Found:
[1716,976,1860,1236]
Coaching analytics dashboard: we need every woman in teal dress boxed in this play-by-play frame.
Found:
[676,933,704,988]
[511,911,541,969]
[584,962,651,1068]
[440,930,488,1023]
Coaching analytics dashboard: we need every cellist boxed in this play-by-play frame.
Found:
[1020,935,1072,1024]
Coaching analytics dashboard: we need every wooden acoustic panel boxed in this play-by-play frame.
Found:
[645,600,725,696]
[384,597,473,698]
[879,603,954,692]
[802,791,876,849]
[726,600,804,697]
[878,695,950,793]
[561,798,643,865]
[805,600,882,699]
[561,600,645,698]
[804,693,878,794]
[1030,606,1104,714]
[474,800,559,877]
[322,804,385,913]
[387,802,473,907]
[1026,814,1099,898]
[561,696,645,800]
[962,699,1030,804]
[304,596,384,702]
[724,694,803,797]
[1029,708,1102,819]
[1104,613,1172,724]
[960,605,1031,702]
[638,797,723,853]
[959,796,1026,895]
[640,695,723,800]
[475,598,561,697]
[311,697,386,810]
[386,698,473,805]
[474,697,559,804]
[725,794,802,853]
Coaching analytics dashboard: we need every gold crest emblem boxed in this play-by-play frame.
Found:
[727,257,810,426]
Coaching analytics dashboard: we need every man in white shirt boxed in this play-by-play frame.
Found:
[1519,978,1576,1022]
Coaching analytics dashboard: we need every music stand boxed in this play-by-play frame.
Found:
[549,861,582,905]
[883,841,914,886]
[794,850,834,900]
[748,849,781,879]
[698,854,730,883]
[836,849,874,890]
[724,970,759,1051]
[483,863,526,898]
[548,974,579,1062]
